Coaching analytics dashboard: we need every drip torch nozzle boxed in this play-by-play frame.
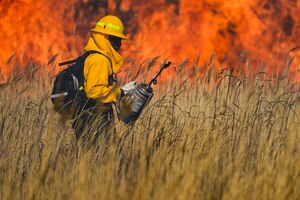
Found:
[149,61,171,86]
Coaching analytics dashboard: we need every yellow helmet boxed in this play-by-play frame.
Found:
[91,15,127,40]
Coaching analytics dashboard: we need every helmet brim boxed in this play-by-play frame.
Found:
[91,28,127,40]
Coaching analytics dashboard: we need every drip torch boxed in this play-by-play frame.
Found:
[118,61,171,124]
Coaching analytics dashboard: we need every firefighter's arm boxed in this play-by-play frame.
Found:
[84,55,121,103]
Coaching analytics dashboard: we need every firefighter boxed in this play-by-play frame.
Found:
[72,15,136,144]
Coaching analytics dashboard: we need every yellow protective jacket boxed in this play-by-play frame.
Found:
[83,33,122,103]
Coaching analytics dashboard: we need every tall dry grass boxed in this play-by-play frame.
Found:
[0,55,300,200]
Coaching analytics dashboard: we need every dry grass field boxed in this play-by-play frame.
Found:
[0,56,300,200]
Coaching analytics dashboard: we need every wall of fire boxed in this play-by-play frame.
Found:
[0,0,299,81]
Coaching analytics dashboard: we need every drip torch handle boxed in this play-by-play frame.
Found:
[149,61,171,86]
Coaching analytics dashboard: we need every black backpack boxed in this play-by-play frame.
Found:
[50,50,110,119]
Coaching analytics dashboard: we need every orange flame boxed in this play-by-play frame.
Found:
[1,0,300,82]
[0,0,83,80]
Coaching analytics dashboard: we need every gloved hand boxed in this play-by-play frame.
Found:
[121,81,137,95]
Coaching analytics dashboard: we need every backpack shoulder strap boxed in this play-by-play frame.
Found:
[82,51,112,70]
[59,50,112,68]
[82,51,117,84]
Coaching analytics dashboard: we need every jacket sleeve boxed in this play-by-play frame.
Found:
[83,54,121,103]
